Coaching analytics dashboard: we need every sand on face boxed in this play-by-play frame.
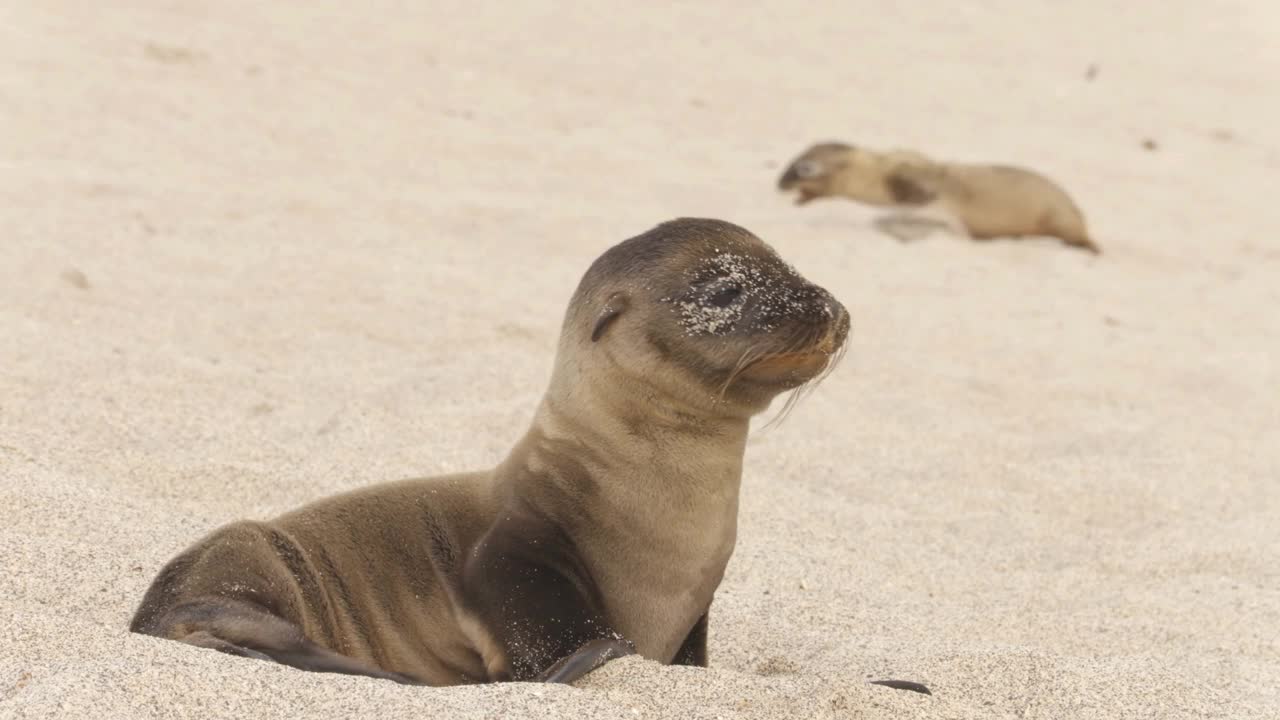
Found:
[2,1,1278,718]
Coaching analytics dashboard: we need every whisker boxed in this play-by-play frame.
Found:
[754,324,825,431]
[758,388,804,431]
[814,336,849,386]
[719,344,764,400]
[758,321,851,431]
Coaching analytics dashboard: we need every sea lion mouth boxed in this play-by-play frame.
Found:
[738,349,833,382]
[776,176,816,205]
[736,316,846,384]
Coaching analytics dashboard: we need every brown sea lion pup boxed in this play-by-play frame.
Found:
[131,218,927,694]
[777,142,1101,254]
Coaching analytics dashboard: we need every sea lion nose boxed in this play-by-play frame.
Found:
[801,286,836,320]
[812,288,849,350]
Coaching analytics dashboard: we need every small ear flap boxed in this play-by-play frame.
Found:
[885,169,936,206]
[591,293,629,342]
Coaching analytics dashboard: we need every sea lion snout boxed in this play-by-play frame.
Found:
[801,286,849,349]
[820,298,851,354]
[777,159,824,191]
[793,283,848,351]
[738,283,848,384]
[748,282,846,340]
[777,166,799,189]
[802,288,849,358]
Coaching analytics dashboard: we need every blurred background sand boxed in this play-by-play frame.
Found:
[2,2,1277,717]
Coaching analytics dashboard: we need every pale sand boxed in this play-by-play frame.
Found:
[2,2,1278,718]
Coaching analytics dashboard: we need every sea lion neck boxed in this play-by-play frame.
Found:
[543,362,749,452]
[491,363,751,500]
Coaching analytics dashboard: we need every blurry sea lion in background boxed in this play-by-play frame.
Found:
[778,142,1101,254]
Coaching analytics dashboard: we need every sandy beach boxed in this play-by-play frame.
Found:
[2,1,1278,717]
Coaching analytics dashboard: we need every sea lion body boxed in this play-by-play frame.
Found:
[777,142,1100,254]
[130,218,853,687]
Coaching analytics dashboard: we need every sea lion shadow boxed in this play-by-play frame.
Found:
[872,212,965,244]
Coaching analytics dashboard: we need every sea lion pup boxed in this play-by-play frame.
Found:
[777,142,1101,254]
[130,218,865,689]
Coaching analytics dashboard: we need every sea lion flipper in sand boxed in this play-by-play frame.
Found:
[535,639,636,683]
[538,612,703,683]
[131,218,934,694]
[777,141,1102,254]
[670,611,709,666]
[459,500,631,682]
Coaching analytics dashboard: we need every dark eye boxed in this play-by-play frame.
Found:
[706,285,741,308]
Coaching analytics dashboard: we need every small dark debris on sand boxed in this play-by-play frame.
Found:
[61,269,90,290]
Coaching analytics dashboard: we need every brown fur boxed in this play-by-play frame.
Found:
[130,218,855,687]
[778,142,1101,254]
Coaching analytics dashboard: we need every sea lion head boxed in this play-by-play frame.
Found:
[776,142,857,205]
[778,142,933,207]
[558,218,850,418]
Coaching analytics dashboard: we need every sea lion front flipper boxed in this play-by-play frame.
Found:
[670,611,709,667]
[535,638,636,684]
[463,503,630,683]
[884,168,938,207]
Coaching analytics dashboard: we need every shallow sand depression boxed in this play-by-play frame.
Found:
[2,2,1278,718]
